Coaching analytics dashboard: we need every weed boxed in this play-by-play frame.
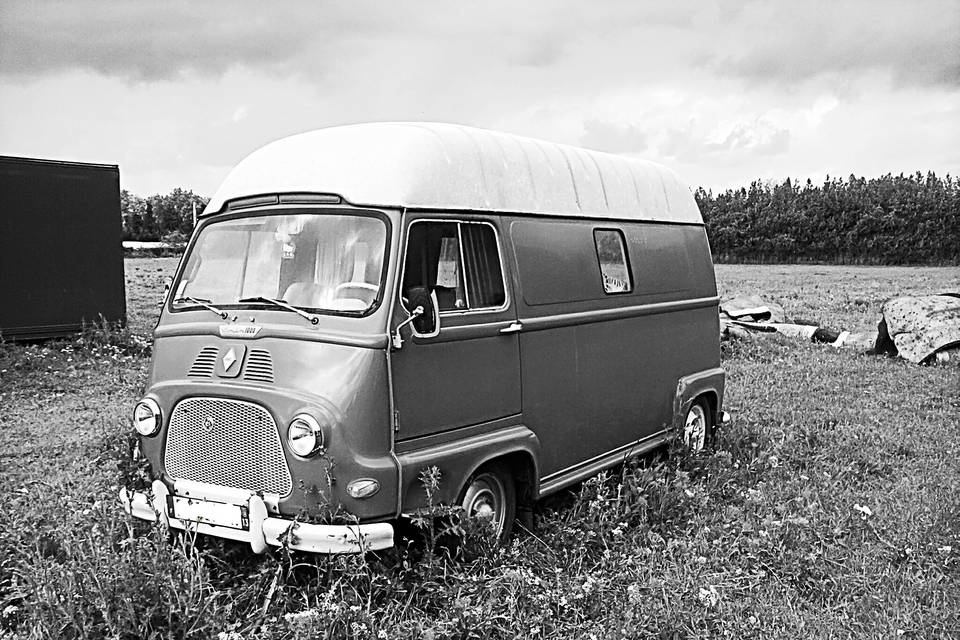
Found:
[1,262,958,638]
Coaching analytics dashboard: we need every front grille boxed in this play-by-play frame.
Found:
[187,347,218,378]
[243,349,275,383]
[164,397,292,496]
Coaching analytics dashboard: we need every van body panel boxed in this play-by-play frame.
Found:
[391,331,521,440]
[143,331,399,521]
[204,123,702,224]
[395,422,540,512]
[509,219,716,308]
[539,428,669,495]
[673,367,727,429]
[390,214,521,442]
[153,319,390,349]
[504,216,721,479]
[514,296,720,332]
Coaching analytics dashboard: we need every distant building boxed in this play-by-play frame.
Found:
[0,155,126,339]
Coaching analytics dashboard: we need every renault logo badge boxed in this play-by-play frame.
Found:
[217,345,246,378]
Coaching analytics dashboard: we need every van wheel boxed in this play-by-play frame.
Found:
[683,398,713,452]
[459,463,516,542]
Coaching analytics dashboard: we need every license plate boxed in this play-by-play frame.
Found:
[169,495,248,530]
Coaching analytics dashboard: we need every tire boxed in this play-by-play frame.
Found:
[459,462,516,543]
[682,398,713,452]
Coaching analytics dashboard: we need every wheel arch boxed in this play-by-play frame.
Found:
[396,425,540,515]
[673,367,726,431]
[459,449,539,508]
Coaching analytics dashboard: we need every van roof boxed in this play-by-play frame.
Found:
[204,122,702,224]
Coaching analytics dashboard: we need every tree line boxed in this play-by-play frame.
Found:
[121,188,209,244]
[696,172,959,264]
[123,172,959,263]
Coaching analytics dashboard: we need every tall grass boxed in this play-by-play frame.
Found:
[1,263,957,638]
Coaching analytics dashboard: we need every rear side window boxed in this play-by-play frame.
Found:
[594,229,632,294]
[402,221,506,312]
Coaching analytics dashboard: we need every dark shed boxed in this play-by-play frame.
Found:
[0,155,126,339]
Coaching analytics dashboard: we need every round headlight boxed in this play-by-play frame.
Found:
[287,414,324,457]
[133,398,161,436]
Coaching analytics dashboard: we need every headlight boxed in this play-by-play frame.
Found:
[287,414,324,457]
[133,398,161,436]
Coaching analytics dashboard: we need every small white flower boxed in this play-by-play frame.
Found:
[697,585,720,608]
[853,504,872,518]
[284,609,321,623]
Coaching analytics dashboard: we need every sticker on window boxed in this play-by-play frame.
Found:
[594,229,632,294]
[436,236,461,289]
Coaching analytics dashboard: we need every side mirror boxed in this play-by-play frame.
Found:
[408,287,440,338]
[391,287,441,349]
[158,276,173,308]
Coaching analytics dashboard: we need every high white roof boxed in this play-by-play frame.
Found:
[204,122,702,224]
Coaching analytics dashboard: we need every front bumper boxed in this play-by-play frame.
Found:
[119,479,393,554]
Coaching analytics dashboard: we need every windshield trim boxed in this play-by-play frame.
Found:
[167,206,393,320]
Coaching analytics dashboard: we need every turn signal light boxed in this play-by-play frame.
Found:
[346,478,380,499]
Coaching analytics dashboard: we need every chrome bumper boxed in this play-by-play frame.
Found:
[119,479,393,555]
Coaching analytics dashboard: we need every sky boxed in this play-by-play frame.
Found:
[1,0,958,197]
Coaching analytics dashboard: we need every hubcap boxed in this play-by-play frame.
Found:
[462,475,505,536]
[684,404,707,451]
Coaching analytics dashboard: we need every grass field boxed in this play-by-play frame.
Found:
[1,259,958,639]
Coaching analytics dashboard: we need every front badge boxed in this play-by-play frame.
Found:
[216,345,246,378]
[219,324,262,339]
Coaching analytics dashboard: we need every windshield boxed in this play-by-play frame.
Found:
[173,212,388,315]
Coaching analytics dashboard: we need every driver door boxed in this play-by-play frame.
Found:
[390,216,522,442]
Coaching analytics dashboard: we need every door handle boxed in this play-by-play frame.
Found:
[500,322,523,334]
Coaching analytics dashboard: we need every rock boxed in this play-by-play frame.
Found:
[880,294,960,364]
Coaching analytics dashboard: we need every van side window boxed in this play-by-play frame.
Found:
[402,221,506,312]
[594,229,632,294]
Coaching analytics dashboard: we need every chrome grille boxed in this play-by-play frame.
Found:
[164,397,292,496]
[243,349,275,384]
[187,347,218,378]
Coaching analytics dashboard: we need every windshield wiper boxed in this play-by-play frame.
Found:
[238,296,319,325]
[173,296,228,319]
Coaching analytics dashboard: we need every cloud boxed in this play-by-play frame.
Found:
[707,0,960,88]
[580,119,648,153]
[0,1,379,81]
[3,0,957,94]
[659,118,790,163]
[0,2,614,81]
[1,1,957,197]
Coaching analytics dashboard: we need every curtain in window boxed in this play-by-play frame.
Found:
[461,225,505,308]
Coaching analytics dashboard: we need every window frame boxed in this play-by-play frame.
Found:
[592,227,633,295]
[167,206,392,319]
[399,217,510,317]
